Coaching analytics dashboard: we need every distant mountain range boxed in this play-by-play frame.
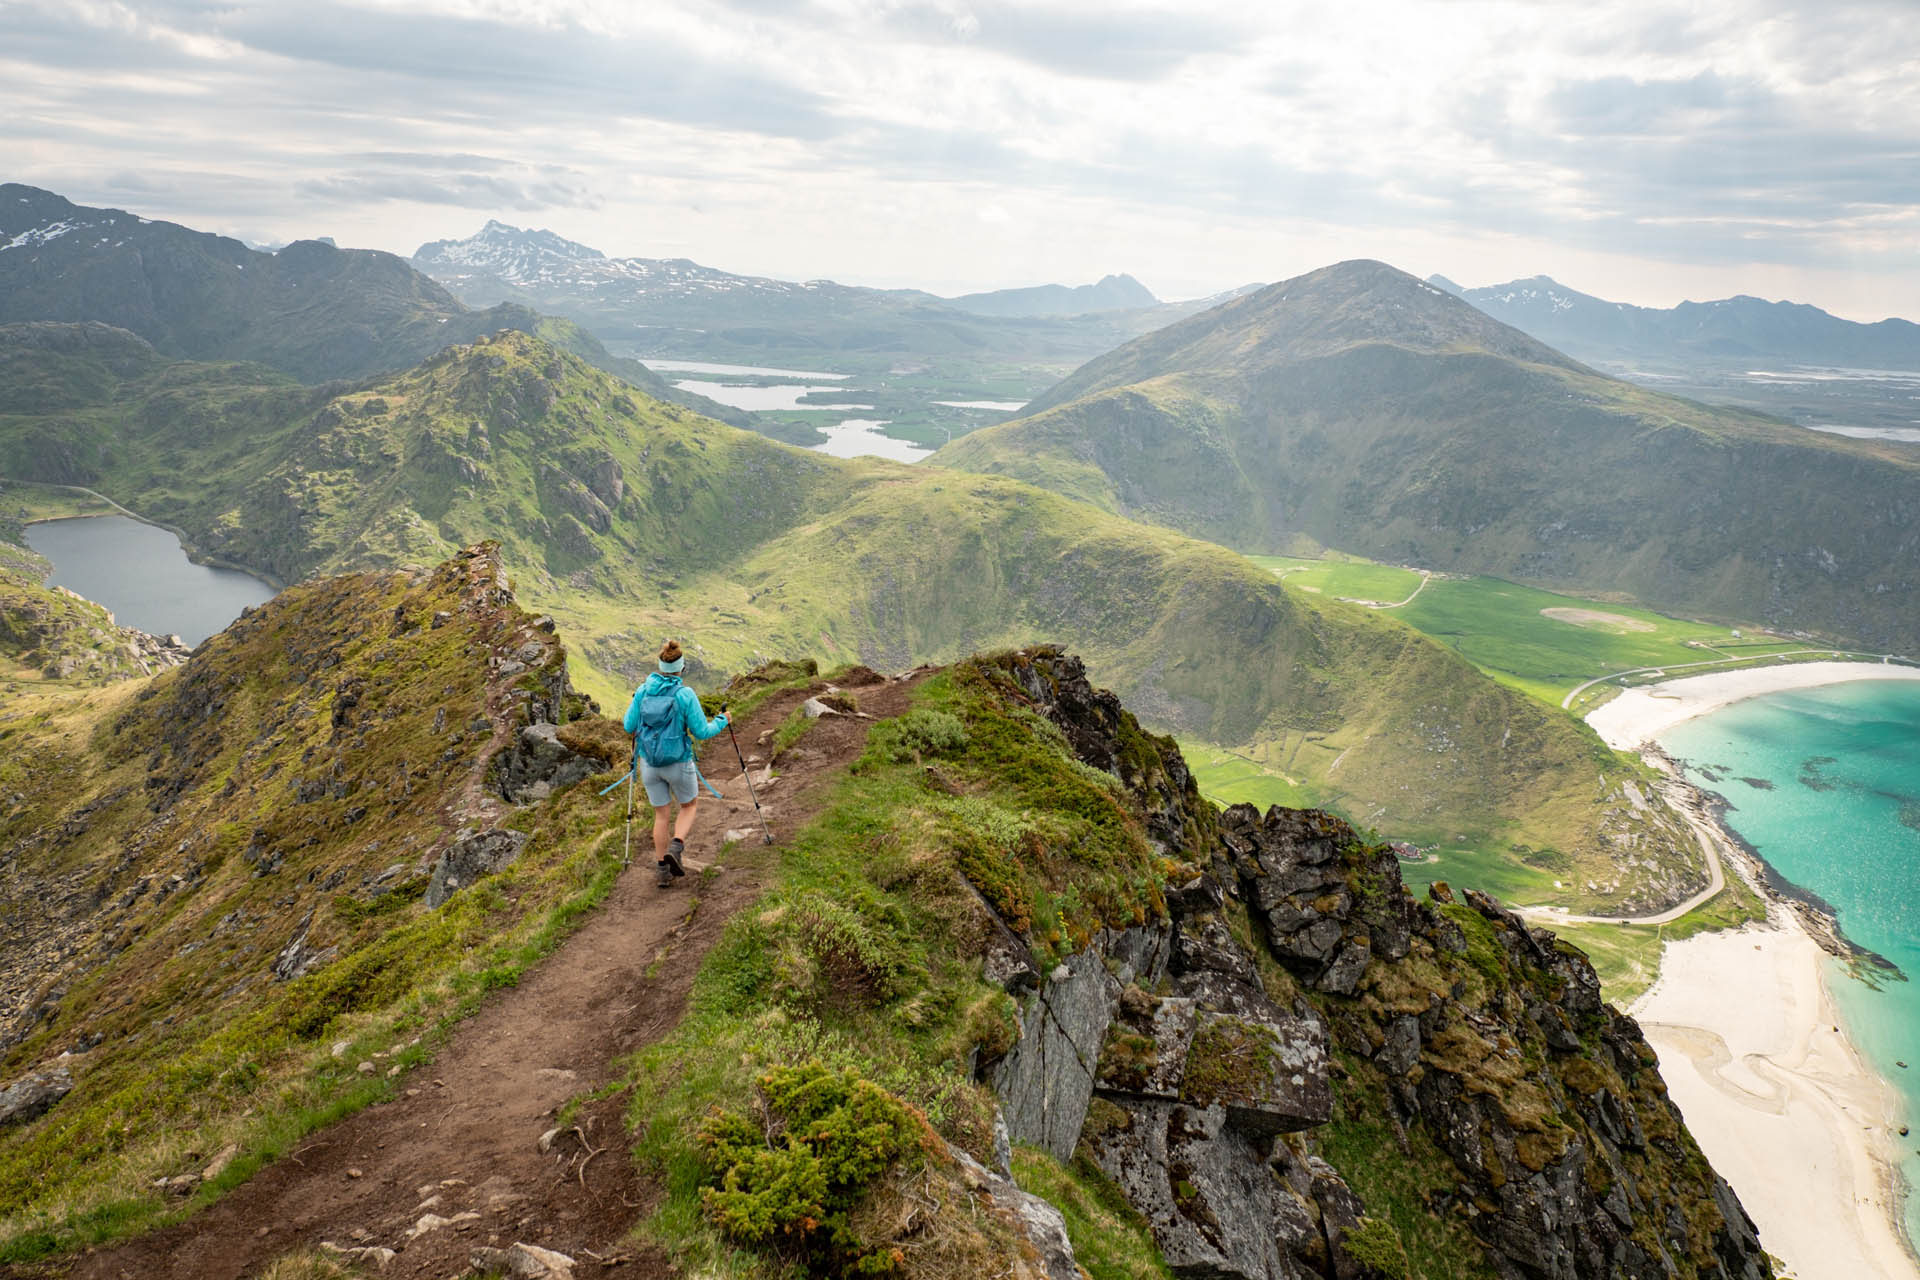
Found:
[0,184,744,423]
[943,272,1157,317]
[412,221,1213,368]
[1432,272,1920,370]
[943,259,1920,652]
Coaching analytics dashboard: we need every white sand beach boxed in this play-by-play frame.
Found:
[1586,661,1920,750]
[1635,916,1920,1280]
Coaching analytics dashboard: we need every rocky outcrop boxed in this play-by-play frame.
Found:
[980,647,1773,1280]
[426,829,530,908]
[0,1064,72,1126]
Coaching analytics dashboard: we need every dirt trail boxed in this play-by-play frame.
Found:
[62,669,919,1280]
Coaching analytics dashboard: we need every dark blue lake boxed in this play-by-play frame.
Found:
[24,515,276,646]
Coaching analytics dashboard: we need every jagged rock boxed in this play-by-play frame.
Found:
[1376,1014,1422,1076]
[1095,991,1197,1100]
[0,1064,72,1126]
[1082,1099,1304,1279]
[470,1242,576,1279]
[271,908,337,981]
[981,913,1041,995]
[318,1242,396,1271]
[991,648,1776,1280]
[992,948,1115,1160]
[947,1143,1083,1280]
[1181,1010,1330,1134]
[1171,910,1259,985]
[425,829,529,908]
[491,722,599,803]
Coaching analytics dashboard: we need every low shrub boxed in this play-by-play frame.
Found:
[698,1062,921,1276]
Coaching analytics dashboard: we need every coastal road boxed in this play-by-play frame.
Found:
[1521,778,1730,927]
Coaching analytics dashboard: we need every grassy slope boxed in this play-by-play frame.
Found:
[0,548,643,1258]
[0,329,1700,911]
[938,261,1920,655]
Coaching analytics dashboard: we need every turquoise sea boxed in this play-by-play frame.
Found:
[1659,679,1920,1243]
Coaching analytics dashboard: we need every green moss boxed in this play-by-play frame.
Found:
[1180,1017,1279,1109]
[1343,1216,1411,1278]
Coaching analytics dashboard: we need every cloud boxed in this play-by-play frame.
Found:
[295,170,601,211]
[2,0,1918,313]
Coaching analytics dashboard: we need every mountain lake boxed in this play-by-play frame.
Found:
[24,515,277,646]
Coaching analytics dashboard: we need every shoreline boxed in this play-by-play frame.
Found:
[1585,660,1920,750]
[1632,907,1920,1280]
[1591,666,1920,1278]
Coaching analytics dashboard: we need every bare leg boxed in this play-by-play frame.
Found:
[653,806,671,861]
[673,798,700,844]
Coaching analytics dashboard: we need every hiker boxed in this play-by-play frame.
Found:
[624,640,730,888]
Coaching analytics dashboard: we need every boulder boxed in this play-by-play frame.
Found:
[1094,992,1197,1100]
[1081,1099,1305,1279]
[947,1143,1083,1280]
[992,948,1116,1160]
[0,1065,72,1126]
[426,829,529,908]
[491,722,600,803]
[1180,1011,1331,1135]
[470,1242,576,1279]
[271,908,337,981]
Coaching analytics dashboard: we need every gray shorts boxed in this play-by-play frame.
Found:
[640,758,699,806]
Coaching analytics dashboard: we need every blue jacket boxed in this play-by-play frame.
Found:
[623,673,728,762]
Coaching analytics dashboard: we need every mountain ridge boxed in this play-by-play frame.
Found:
[0,323,1707,914]
[1434,271,1920,369]
[941,258,1920,653]
[0,184,748,425]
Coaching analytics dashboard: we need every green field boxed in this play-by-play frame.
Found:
[1249,554,1802,706]
[1246,554,1424,606]
[1180,741,1320,811]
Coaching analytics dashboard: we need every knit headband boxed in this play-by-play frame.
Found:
[658,656,685,673]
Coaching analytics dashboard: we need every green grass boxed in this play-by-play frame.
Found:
[620,656,1188,1276]
[1247,552,1795,706]
[1011,1147,1171,1280]
[1246,554,1423,606]
[1180,740,1319,811]
[1394,575,1798,704]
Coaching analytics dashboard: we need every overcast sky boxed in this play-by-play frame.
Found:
[5,0,1917,318]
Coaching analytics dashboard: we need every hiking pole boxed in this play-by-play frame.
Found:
[721,704,775,846]
[599,737,640,867]
[623,744,636,868]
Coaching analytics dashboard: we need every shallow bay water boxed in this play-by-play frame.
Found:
[1660,680,1920,1242]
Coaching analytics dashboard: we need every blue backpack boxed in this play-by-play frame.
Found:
[636,678,691,767]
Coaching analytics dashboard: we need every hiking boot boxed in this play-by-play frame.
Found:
[665,838,686,878]
[655,859,673,889]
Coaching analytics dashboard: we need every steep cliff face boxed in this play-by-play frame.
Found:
[988,650,1768,1280]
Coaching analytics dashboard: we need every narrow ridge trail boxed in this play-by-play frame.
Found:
[62,667,922,1280]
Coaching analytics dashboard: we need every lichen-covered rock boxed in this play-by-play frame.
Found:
[426,828,529,908]
[0,1064,72,1126]
[491,721,600,803]
[1096,990,1197,1101]
[1082,1098,1305,1280]
[1180,1010,1330,1135]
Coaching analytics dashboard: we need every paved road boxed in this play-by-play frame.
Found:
[1521,775,1729,927]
